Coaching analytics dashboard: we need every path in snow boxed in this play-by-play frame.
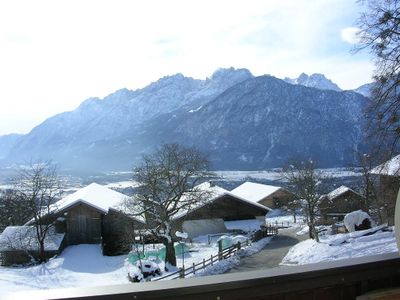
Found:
[225,228,307,273]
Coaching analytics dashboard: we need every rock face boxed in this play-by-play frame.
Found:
[353,83,375,98]
[1,69,369,172]
[142,75,367,169]
[284,73,342,92]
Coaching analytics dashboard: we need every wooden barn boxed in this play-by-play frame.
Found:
[172,182,270,238]
[370,154,400,225]
[1,183,147,264]
[319,186,366,225]
[230,181,297,209]
[53,183,146,255]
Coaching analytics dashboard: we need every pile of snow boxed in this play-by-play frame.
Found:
[281,226,397,266]
[129,259,161,281]
[296,225,310,236]
[344,210,374,232]
[175,231,189,239]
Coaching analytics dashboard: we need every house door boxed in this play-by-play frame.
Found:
[77,215,88,242]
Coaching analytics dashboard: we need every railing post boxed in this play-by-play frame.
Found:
[193,262,195,274]
[211,255,213,266]
[203,258,205,269]
[237,241,241,250]
[218,240,223,261]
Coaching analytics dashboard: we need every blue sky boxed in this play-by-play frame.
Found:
[0,0,374,135]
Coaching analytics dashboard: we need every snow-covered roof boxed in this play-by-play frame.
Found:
[53,182,129,214]
[173,182,270,220]
[0,226,64,251]
[324,185,362,200]
[172,182,229,220]
[230,182,281,204]
[370,154,400,176]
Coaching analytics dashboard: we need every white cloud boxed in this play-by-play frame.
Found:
[341,27,361,44]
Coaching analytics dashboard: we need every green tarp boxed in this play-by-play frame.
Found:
[128,243,191,264]
[220,237,233,249]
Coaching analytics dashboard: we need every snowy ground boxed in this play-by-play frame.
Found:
[265,210,306,228]
[0,234,272,293]
[281,226,398,266]
[0,244,128,294]
[215,168,360,182]
[128,234,272,280]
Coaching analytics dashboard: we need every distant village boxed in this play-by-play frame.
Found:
[0,153,398,267]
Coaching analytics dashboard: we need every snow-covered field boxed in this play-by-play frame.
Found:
[0,244,128,294]
[0,235,272,294]
[265,210,306,228]
[281,226,398,266]
[215,168,360,182]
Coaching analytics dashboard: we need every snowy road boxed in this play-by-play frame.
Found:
[225,228,307,273]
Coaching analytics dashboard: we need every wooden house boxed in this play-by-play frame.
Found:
[172,182,270,238]
[319,186,366,225]
[370,155,400,225]
[230,182,296,209]
[0,183,146,265]
[47,183,145,248]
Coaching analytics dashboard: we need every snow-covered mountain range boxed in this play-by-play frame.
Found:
[0,68,371,172]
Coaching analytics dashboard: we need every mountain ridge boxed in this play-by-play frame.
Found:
[1,68,370,172]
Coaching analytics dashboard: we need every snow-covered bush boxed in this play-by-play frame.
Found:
[344,210,375,232]
[127,265,144,282]
[136,259,161,276]
[127,259,161,282]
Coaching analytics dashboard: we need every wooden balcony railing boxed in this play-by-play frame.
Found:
[3,252,400,300]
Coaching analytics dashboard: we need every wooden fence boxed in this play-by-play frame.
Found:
[152,240,250,281]
[152,225,278,281]
[266,220,292,228]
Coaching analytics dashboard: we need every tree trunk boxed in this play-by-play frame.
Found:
[39,240,46,262]
[165,241,176,268]
[309,218,319,242]
[308,222,313,239]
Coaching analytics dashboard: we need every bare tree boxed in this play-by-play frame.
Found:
[126,144,213,268]
[282,159,328,242]
[354,151,383,221]
[356,0,400,151]
[12,161,63,262]
[286,198,301,224]
[0,189,32,231]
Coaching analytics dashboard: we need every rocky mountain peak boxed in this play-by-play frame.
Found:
[285,73,342,92]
